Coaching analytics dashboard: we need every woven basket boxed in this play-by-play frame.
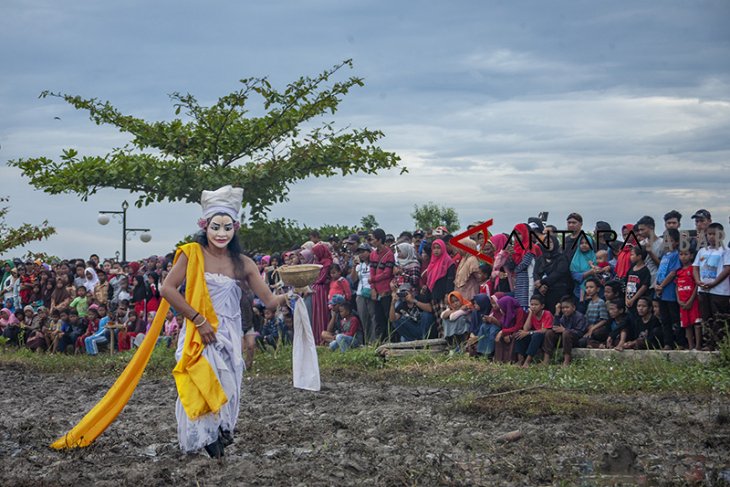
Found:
[275,264,322,288]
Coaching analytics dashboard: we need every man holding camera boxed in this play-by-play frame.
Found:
[388,283,435,342]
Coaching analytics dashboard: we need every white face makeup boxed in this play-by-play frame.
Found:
[207,215,235,249]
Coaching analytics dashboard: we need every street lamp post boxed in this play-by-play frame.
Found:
[98,200,152,262]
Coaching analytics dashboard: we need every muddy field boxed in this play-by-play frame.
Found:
[1,364,729,486]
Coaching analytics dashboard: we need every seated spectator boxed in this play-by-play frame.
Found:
[440,291,473,351]
[515,294,553,367]
[76,306,99,353]
[578,278,610,348]
[545,295,587,366]
[84,304,111,355]
[322,295,346,346]
[47,309,67,353]
[469,293,498,359]
[453,238,480,300]
[389,283,435,342]
[26,306,49,352]
[623,296,661,349]
[160,309,179,348]
[604,300,634,351]
[117,310,144,351]
[493,295,526,363]
[60,309,85,353]
[328,302,360,352]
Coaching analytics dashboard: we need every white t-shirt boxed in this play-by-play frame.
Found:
[356,262,371,296]
[693,246,730,296]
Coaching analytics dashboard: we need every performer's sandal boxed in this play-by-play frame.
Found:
[219,427,234,447]
[204,437,224,459]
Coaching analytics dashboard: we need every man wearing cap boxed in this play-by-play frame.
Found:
[413,230,426,259]
[692,209,712,249]
[350,243,377,344]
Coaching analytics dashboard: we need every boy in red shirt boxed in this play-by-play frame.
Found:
[515,294,553,368]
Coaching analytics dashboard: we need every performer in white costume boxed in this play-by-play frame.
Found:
[161,186,289,458]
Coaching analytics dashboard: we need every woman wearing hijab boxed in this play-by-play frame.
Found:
[453,238,481,300]
[395,242,421,288]
[425,239,456,326]
[83,267,100,293]
[534,235,573,313]
[569,235,597,302]
[467,293,500,358]
[511,223,542,309]
[615,224,636,279]
[0,307,19,333]
[486,233,514,293]
[311,243,333,345]
[493,294,527,363]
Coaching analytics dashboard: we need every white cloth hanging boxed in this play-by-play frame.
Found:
[292,295,320,391]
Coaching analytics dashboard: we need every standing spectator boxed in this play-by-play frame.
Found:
[94,272,109,307]
[663,210,682,231]
[693,222,730,327]
[615,224,638,280]
[2,267,20,311]
[511,223,541,309]
[563,213,584,260]
[311,243,333,345]
[83,267,100,293]
[691,209,712,249]
[677,248,702,349]
[486,233,513,291]
[351,243,377,344]
[569,235,597,304]
[69,286,90,318]
[146,272,161,315]
[424,239,456,326]
[625,246,651,317]
[395,242,421,289]
[655,228,681,349]
[636,215,665,288]
[534,235,572,313]
[368,229,395,342]
[131,275,149,320]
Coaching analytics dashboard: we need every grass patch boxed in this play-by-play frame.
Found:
[2,344,729,394]
[454,389,631,419]
[0,345,177,379]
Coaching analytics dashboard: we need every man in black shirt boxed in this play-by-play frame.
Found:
[388,283,435,342]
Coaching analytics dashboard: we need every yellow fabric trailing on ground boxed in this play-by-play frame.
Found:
[50,242,227,450]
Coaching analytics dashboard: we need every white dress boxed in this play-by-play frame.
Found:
[175,272,243,452]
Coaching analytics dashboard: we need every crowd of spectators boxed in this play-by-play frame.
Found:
[2,207,728,366]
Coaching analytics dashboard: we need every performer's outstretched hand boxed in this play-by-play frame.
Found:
[197,321,217,345]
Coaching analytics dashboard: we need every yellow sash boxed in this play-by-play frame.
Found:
[50,242,228,450]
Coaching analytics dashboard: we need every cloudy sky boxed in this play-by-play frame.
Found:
[2,0,729,260]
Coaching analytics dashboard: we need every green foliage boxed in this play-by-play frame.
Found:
[9,60,403,216]
[0,196,56,255]
[359,214,379,231]
[411,201,460,233]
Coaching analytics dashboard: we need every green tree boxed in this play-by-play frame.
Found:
[0,197,56,255]
[9,60,403,218]
[359,214,378,231]
[411,202,460,233]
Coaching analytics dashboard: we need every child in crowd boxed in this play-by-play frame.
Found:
[69,286,90,318]
[477,263,492,296]
[604,280,624,303]
[46,309,63,353]
[328,264,352,305]
[579,278,610,348]
[257,308,283,350]
[625,246,651,316]
[677,248,702,349]
[515,294,553,367]
[61,310,85,353]
[655,228,681,349]
[84,304,111,355]
[591,250,614,285]
[328,302,361,352]
[161,309,179,348]
[75,306,99,353]
[693,222,730,334]
[605,300,632,351]
[623,296,661,350]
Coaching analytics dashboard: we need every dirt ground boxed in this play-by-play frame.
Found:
[1,363,729,486]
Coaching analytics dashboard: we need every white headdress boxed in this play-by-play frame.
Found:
[200,185,243,222]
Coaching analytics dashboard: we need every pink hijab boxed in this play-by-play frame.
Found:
[426,239,454,291]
